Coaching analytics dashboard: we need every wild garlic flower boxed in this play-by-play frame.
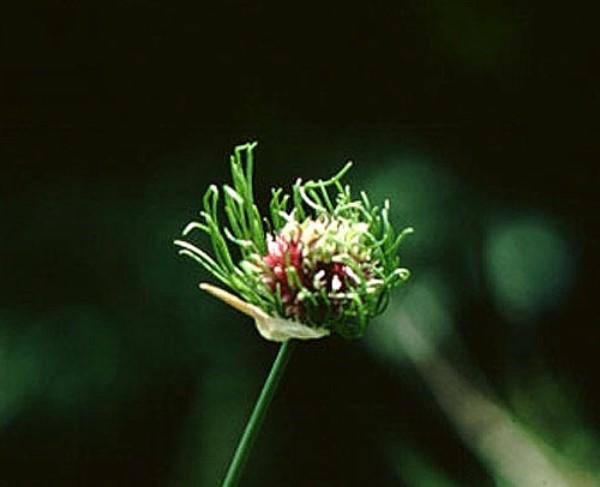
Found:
[175,142,412,341]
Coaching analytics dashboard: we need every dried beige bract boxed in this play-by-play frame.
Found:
[200,283,330,342]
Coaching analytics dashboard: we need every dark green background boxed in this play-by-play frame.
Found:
[2,1,598,485]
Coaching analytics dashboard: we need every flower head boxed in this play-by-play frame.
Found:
[175,142,412,341]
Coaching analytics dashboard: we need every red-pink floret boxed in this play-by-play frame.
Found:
[261,231,358,320]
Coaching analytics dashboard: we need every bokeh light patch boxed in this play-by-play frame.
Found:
[485,216,575,323]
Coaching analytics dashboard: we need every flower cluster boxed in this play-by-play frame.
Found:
[247,215,382,324]
[175,142,412,340]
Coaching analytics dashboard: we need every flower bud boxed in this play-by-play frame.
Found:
[175,142,412,340]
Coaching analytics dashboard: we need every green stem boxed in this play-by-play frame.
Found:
[221,340,296,487]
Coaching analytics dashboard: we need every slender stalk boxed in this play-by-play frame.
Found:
[221,340,296,487]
